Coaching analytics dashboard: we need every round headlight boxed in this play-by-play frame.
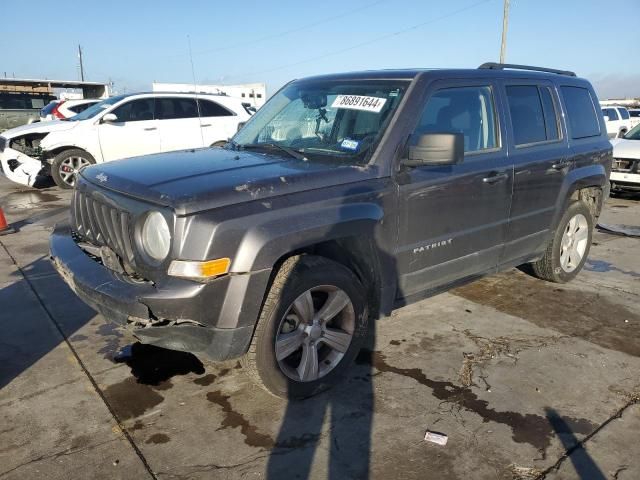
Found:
[141,211,170,261]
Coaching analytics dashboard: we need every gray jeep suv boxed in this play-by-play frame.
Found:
[50,63,612,398]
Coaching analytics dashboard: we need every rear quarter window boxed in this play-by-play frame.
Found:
[561,86,600,139]
[199,99,234,117]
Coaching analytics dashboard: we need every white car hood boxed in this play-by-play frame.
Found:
[1,119,79,139]
[612,139,640,159]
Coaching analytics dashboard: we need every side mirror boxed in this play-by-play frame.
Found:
[102,113,118,123]
[403,132,464,167]
[603,115,610,122]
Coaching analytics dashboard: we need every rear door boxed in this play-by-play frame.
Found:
[500,81,569,265]
[97,97,160,161]
[198,98,239,146]
[155,97,204,152]
[395,80,512,298]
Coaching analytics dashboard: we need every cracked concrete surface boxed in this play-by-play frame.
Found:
[1,178,639,479]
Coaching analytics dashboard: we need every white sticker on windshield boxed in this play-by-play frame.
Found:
[331,95,387,113]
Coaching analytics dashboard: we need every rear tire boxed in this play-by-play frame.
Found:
[51,149,95,189]
[531,201,593,283]
[242,255,368,399]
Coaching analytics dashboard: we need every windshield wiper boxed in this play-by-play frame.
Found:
[241,143,307,161]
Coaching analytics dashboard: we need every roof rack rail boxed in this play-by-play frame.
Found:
[478,62,576,77]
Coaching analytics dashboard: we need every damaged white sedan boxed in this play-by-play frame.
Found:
[0,92,251,189]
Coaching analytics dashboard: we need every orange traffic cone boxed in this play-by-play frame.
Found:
[0,206,14,236]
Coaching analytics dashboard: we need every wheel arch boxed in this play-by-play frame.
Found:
[268,235,386,320]
[46,145,94,161]
[552,165,608,231]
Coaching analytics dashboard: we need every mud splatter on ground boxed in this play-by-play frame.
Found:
[452,272,640,357]
[206,390,275,449]
[194,374,217,386]
[102,378,165,421]
[145,433,171,444]
[356,349,595,455]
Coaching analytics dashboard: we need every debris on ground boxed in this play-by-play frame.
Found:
[423,430,448,446]
[508,464,543,480]
[597,223,640,238]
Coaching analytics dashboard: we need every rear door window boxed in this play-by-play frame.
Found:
[560,86,600,139]
[506,85,547,145]
[618,108,630,120]
[416,85,498,153]
[602,108,619,121]
[156,97,199,120]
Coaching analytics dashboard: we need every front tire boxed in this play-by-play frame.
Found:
[531,201,593,283]
[242,255,368,399]
[51,149,95,189]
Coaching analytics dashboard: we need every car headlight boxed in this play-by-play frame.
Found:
[141,211,171,261]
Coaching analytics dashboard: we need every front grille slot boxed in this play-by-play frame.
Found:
[613,158,637,172]
[72,190,135,265]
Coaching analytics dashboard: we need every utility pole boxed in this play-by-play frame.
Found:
[78,44,85,81]
[499,0,510,64]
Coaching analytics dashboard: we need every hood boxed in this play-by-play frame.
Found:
[1,119,78,139]
[81,148,377,215]
[612,138,640,159]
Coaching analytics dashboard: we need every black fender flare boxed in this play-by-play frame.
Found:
[550,164,608,232]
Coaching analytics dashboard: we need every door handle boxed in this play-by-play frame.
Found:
[482,172,509,184]
[201,123,211,127]
[551,159,569,170]
[144,127,157,131]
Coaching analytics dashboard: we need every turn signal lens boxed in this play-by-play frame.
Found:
[168,258,231,279]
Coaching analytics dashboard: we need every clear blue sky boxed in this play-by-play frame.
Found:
[3,0,639,99]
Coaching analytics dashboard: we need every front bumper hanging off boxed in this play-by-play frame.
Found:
[49,221,270,360]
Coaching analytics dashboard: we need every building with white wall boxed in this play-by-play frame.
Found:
[152,82,267,107]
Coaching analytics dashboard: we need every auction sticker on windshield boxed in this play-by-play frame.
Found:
[331,95,387,113]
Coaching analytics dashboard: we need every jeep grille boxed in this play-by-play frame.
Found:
[71,189,135,265]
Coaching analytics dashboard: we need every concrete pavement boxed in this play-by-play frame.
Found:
[0,177,638,479]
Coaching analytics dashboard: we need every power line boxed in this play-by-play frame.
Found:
[226,0,493,81]
[191,0,391,57]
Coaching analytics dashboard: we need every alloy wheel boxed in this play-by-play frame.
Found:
[560,213,589,273]
[59,156,91,187]
[275,285,355,382]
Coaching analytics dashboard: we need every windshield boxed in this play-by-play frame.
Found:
[66,95,129,122]
[232,79,408,164]
[623,123,640,140]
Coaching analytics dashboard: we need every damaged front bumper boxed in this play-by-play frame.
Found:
[0,146,47,187]
[49,221,268,361]
[610,158,640,191]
